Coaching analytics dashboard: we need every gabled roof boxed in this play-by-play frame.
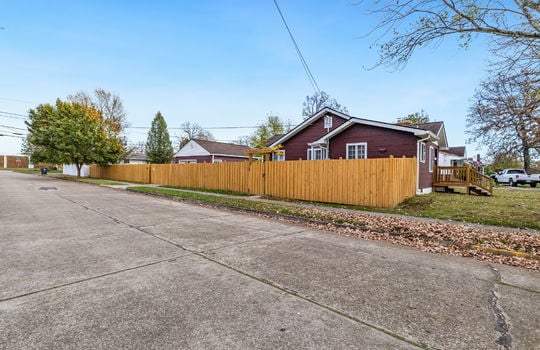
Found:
[127,152,147,161]
[268,107,352,147]
[269,107,439,147]
[409,121,443,135]
[176,139,250,157]
[266,134,284,147]
[444,146,466,157]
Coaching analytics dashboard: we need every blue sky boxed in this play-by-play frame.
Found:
[0,0,491,157]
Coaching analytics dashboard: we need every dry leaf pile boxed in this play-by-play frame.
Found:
[256,206,540,270]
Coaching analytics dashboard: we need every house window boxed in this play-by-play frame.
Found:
[429,146,434,172]
[178,159,197,164]
[324,115,333,129]
[273,150,285,161]
[346,143,367,159]
[307,147,327,160]
[419,142,426,163]
[213,159,223,163]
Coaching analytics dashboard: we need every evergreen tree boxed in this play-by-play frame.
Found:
[146,112,174,164]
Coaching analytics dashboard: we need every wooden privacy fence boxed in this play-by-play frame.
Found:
[90,158,417,208]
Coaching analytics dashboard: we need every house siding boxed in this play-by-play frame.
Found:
[328,124,418,159]
[174,155,247,163]
[282,113,348,160]
[418,141,438,190]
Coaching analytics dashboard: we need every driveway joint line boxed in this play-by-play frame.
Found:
[0,255,189,303]
[194,250,428,349]
[54,192,426,349]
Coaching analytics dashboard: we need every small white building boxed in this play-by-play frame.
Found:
[438,147,467,167]
[63,164,91,177]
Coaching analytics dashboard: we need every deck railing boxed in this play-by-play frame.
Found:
[433,166,493,195]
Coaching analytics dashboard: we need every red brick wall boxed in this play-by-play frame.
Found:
[2,155,30,168]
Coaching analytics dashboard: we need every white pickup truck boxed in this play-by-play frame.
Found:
[494,169,540,187]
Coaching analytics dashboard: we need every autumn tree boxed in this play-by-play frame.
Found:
[24,99,125,177]
[146,112,174,164]
[302,91,348,118]
[360,1,540,70]
[68,89,127,130]
[249,116,290,148]
[176,121,214,150]
[397,110,430,124]
[467,71,540,171]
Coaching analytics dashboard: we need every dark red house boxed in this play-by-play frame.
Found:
[174,139,250,164]
[268,108,447,193]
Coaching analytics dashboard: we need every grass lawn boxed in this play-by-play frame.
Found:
[392,187,540,230]
[130,186,540,230]
[158,185,249,197]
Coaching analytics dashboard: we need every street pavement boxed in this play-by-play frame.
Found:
[0,171,538,349]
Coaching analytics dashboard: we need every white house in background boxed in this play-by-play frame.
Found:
[174,139,250,163]
[438,146,467,167]
[120,151,147,164]
[63,164,91,177]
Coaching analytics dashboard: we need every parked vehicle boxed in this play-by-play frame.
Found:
[494,169,540,187]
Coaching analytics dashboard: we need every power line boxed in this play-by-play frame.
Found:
[0,124,26,131]
[273,0,320,94]
[125,126,259,130]
[0,110,26,117]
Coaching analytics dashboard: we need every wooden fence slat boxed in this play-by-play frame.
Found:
[90,158,417,208]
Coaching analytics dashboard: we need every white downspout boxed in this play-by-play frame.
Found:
[416,135,431,193]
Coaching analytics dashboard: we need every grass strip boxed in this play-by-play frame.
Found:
[158,185,249,196]
[128,186,355,225]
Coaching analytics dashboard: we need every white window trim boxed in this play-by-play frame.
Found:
[324,115,333,129]
[272,150,285,161]
[345,142,367,159]
[307,147,327,160]
[420,142,426,163]
[178,159,198,164]
[429,146,434,173]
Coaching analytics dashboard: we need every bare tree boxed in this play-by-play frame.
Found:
[467,71,540,171]
[68,89,127,131]
[302,91,348,118]
[176,122,214,150]
[361,0,540,70]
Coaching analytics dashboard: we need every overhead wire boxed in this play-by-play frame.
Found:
[272,0,320,94]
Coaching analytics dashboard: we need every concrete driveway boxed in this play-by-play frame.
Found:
[1,171,538,349]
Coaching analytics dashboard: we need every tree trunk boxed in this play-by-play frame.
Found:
[76,163,82,178]
[522,143,531,173]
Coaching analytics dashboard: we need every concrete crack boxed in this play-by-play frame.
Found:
[488,265,513,349]
[0,255,189,303]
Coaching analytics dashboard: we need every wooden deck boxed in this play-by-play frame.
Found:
[433,166,493,196]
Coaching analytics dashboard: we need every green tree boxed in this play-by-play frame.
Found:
[146,112,174,164]
[302,91,348,118]
[397,110,430,124]
[249,116,290,148]
[23,99,125,177]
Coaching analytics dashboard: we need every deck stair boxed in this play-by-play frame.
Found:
[433,166,493,196]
